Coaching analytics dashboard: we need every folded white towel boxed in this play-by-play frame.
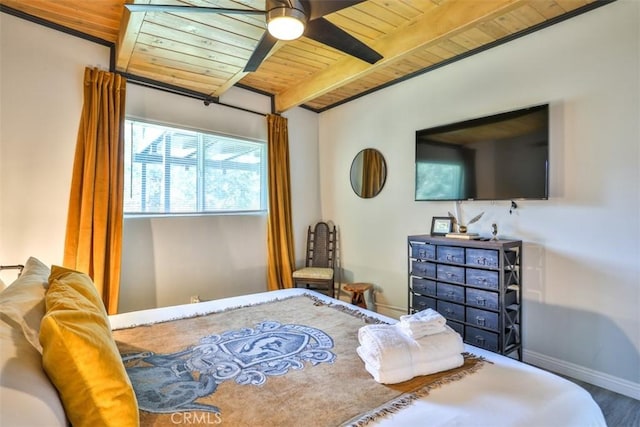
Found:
[400,307,446,325]
[398,308,447,339]
[357,323,415,370]
[412,325,463,363]
[357,323,463,371]
[358,349,464,384]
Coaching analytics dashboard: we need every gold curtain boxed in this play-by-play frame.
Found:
[266,114,295,290]
[63,67,126,314]
[361,149,384,198]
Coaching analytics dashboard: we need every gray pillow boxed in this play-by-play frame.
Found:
[0,257,50,353]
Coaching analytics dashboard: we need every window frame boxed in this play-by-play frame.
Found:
[123,117,268,217]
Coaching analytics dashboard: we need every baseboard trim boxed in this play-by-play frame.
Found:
[524,350,640,400]
[336,287,405,319]
[371,301,405,319]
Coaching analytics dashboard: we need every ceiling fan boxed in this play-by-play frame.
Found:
[124,0,383,72]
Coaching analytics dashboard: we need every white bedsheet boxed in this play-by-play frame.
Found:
[110,288,606,427]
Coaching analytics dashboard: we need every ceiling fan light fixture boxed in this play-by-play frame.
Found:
[267,7,306,41]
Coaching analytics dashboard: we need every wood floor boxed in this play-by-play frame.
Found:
[563,376,640,427]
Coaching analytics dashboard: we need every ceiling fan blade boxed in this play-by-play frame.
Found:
[244,32,278,72]
[302,0,367,20]
[306,18,382,65]
[124,4,265,15]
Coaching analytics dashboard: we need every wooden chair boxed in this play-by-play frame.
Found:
[292,222,336,298]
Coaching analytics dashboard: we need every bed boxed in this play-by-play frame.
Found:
[1,257,606,426]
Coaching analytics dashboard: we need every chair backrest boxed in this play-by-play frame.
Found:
[305,222,336,269]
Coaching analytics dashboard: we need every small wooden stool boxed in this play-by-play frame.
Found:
[343,283,372,309]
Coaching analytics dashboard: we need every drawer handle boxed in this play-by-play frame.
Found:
[475,316,486,326]
[474,335,485,344]
[447,291,455,298]
[476,277,488,285]
[445,308,453,315]
[475,297,486,306]
[476,257,494,265]
[418,249,426,258]
[446,272,458,280]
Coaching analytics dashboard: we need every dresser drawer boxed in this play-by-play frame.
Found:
[466,288,499,310]
[437,246,465,264]
[436,282,464,303]
[465,248,499,268]
[411,242,436,260]
[466,288,517,310]
[437,300,465,322]
[411,294,437,312]
[465,326,499,352]
[411,278,436,297]
[437,264,465,284]
[466,307,499,331]
[411,260,436,278]
[465,249,518,268]
[465,268,499,289]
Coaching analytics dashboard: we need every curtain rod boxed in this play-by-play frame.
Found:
[120,73,270,118]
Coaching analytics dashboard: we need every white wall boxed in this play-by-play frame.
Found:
[0,13,110,278]
[318,1,639,397]
[0,13,321,310]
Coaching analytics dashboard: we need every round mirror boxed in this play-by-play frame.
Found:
[350,148,387,198]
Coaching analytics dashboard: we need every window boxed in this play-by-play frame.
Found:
[123,119,267,215]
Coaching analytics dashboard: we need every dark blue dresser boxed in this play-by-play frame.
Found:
[408,235,523,360]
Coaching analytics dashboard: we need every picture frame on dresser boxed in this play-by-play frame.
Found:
[430,217,453,236]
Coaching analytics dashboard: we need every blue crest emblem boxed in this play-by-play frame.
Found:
[219,331,309,367]
[122,321,335,414]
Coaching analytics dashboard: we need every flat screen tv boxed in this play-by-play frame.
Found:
[415,104,549,201]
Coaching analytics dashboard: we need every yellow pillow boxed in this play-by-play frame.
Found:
[40,266,139,427]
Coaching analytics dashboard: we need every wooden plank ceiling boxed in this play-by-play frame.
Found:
[1,0,602,113]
